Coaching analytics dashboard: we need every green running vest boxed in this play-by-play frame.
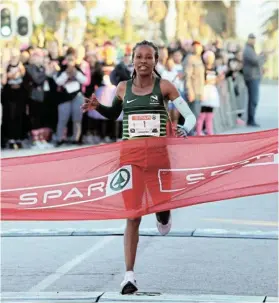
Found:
[122,78,168,140]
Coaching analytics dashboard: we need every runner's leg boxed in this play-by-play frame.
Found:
[120,145,145,294]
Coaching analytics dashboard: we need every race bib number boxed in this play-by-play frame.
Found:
[128,114,160,137]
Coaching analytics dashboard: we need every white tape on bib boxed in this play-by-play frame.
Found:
[128,114,160,137]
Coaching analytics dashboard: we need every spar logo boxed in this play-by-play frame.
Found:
[109,168,131,191]
[12,165,133,209]
[158,153,277,192]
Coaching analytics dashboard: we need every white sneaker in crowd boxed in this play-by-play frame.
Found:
[31,141,43,149]
[40,140,53,149]
[120,271,138,295]
[104,136,113,143]
[93,135,101,145]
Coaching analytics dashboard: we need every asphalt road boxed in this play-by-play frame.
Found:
[1,84,278,300]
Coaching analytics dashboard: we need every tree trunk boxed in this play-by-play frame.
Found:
[63,13,70,44]
[160,1,169,43]
[175,0,185,40]
[39,1,61,31]
[123,0,132,42]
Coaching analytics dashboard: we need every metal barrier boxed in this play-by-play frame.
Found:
[214,73,247,133]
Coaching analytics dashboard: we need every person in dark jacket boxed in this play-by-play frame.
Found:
[54,47,87,146]
[25,48,48,148]
[109,54,132,86]
[2,48,26,149]
[243,34,266,127]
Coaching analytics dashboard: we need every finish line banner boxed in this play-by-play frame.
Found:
[1,129,278,221]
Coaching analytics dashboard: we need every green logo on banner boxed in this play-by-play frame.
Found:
[110,168,131,191]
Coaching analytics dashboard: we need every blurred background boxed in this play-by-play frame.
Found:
[0,0,278,151]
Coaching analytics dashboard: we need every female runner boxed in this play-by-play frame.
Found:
[82,40,196,295]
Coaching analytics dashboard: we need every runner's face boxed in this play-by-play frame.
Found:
[133,45,156,76]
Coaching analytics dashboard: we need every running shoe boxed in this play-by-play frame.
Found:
[156,211,172,236]
[120,271,138,295]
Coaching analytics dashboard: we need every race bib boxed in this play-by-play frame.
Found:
[128,114,160,137]
[65,81,80,93]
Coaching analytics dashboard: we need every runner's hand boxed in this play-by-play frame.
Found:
[174,124,188,138]
[81,93,99,113]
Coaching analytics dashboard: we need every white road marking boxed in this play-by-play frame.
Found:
[28,224,125,292]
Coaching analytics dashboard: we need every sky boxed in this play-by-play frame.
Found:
[20,0,278,41]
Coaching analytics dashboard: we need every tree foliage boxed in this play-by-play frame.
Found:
[84,17,122,44]
[79,0,97,23]
[30,24,56,47]
[261,8,279,37]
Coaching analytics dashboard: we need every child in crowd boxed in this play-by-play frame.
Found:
[196,50,222,136]
[55,47,87,146]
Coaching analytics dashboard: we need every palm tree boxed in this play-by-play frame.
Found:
[146,0,169,42]
[39,0,76,34]
[123,0,132,42]
[175,0,186,40]
[261,8,278,37]
[79,0,97,26]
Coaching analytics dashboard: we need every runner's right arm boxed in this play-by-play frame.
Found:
[97,96,123,120]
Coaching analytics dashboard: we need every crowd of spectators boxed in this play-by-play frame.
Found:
[0,37,249,150]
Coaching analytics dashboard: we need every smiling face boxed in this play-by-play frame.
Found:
[133,45,157,77]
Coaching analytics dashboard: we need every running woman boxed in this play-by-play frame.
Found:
[81,40,196,295]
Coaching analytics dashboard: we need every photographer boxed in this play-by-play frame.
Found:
[55,47,87,146]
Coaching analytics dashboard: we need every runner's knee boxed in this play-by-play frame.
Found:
[127,217,141,229]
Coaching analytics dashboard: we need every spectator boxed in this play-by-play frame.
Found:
[172,48,185,98]
[25,48,48,148]
[46,40,63,64]
[76,45,91,94]
[181,40,192,66]
[161,57,181,131]
[184,41,205,134]
[109,53,131,86]
[212,38,223,58]
[243,33,267,127]
[44,50,61,141]
[85,52,104,98]
[156,46,168,74]
[226,52,246,125]
[196,50,221,136]
[0,38,250,149]
[55,47,87,146]
[2,48,26,149]
[20,50,30,68]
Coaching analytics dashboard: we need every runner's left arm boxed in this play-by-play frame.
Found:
[161,79,196,134]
